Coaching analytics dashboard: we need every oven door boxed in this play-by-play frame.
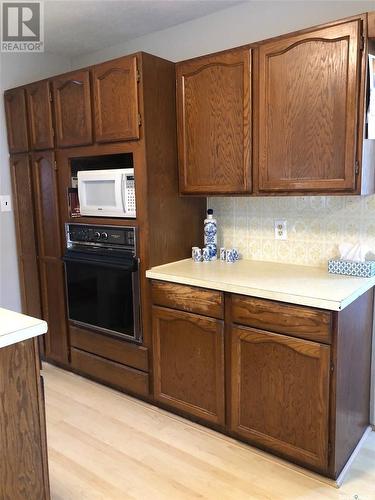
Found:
[63,250,141,343]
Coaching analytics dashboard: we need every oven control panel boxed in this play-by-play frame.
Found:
[66,224,136,251]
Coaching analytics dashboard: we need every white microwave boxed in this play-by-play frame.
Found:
[77,168,136,218]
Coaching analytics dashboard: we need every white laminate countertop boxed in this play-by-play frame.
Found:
[146,259,375,311]
[0,308,47,349]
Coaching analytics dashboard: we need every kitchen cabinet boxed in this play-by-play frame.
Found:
[4,88,29,153]
[52,69,92,148]
[176,49,251,194]
[257,19,362,193]
[10,154,42,321]
[152,305,225,426]
[0,338,50,499]
[32,151,69,364]
[26,81,54,150]
[230,325,330,470]
[92,55,140,143]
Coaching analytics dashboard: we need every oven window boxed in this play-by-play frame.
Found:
[65,260,134,339]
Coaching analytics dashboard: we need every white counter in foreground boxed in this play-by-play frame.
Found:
[0,308,47,349]
[146,259,375,311]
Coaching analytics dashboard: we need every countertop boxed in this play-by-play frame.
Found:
[0,308,47,349]
[146,259,375,311]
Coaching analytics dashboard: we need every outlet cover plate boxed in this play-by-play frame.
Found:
[274,219,287,240]
[0,195,12,212]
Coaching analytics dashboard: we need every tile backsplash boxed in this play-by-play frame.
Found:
[209,196,375,268]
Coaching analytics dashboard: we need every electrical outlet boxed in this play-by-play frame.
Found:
[0,195,12,212]
[274,219,287,240]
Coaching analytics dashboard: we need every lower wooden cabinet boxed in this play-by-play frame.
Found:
[230,325,331,471]
[152,305,225,426]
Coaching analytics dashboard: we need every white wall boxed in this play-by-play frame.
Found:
[72,0,375,67]
[0,52,71,311]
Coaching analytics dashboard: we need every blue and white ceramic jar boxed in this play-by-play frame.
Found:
[204,209,217,260]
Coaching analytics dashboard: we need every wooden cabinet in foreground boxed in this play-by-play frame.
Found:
[152,298,225,426]
[52,69,92,147]
[176,49,251,194]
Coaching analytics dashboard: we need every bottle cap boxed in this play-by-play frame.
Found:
[207,209,213,215]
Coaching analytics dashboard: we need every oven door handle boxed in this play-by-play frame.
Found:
[62,253,137,272]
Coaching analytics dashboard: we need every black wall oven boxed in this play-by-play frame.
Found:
[63,224,141,343]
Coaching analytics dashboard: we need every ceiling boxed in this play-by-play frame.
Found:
[44,0,243,56]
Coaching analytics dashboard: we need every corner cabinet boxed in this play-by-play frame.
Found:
[52,70,92,148]
[176,49,252,194]
[92,55,140,143]
[256,19,363,193]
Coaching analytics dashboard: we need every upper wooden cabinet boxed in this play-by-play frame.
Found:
[4,88,29,153]
[26,81,54,150]
[52,70,92,148]
[257,19,362,193]
[176,49,251,194]
[92,55,140,143]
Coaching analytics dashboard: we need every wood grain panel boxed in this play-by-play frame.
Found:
[257,20,361,192]
[70,324,149,372]
[26,81,54,150]
[151,280,224,319]
[93,56,140,142]
[10,154,42,320]
[71,348,149,397]
[231,295,332,343]
[230,325,330,471]
[52,70,92,147]
[4,88,29,153]
[177,48,251,194]
[153,306,225,426]
[0,339,49,499]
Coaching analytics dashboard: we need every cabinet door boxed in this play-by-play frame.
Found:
[231,325,330,471]
[32,151,69,364]
[26,81,54,150]
[93,56,140,143]
[176,49,251,194]
[4,88,29,153]
[153,306,225,425]
[10,154,42,319]
[52,70,93,147]
[257,20,361,192]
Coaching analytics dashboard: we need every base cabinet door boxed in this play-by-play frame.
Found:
[153,306,225,426]
[257,20,362,193]
[230,325,330,471]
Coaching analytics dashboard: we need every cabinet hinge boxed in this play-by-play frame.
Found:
[138,113,142,126]
[49,91,53,102]
[54,160,57,171]
[136,69,141,83]
[355,160,360,175]
[360,32,365,51]
[328,441,332,457]
[330,362,335,373]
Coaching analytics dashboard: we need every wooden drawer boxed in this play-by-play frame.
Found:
[70,325,149,372]
[231,295,332,344]
[152,280,224,319]
[71,348,149,397]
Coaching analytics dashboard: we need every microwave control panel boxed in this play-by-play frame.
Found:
[66,224,136,251]
[125,175,136,216]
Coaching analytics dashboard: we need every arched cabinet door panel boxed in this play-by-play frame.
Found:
[26,81,54,150]
[257,20,362,193]
[176,49,252,194]
[4,88,29,153]
[52,70,92,147]
[93,56,140,143]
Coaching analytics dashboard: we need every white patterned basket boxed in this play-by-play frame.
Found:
[328,259,375,278]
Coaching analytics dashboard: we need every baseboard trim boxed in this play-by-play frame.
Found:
[335,426,373,488]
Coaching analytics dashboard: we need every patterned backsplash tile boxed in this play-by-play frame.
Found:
[208,196,375,268]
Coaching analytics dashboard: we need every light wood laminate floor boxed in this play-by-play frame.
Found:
[43,363,375,500]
